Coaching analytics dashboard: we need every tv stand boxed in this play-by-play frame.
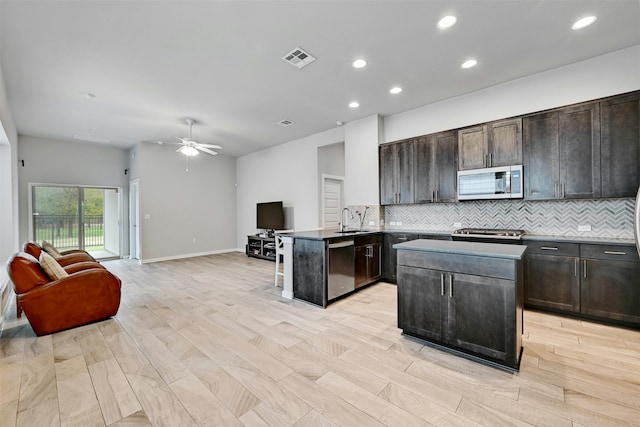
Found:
[246,235,276,261]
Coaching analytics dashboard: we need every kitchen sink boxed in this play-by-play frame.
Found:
[335,230,360,234]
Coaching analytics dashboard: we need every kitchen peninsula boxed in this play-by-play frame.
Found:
[395,239,526,371]
[280,229,383,307]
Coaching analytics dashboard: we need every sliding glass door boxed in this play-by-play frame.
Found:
[32,185,121,259]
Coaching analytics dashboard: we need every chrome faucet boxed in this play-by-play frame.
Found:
[340,207,350,232]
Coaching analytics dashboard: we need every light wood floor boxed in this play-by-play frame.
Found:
[1,252,639,427]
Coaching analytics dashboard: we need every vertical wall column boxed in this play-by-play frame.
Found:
[281,236,294,299]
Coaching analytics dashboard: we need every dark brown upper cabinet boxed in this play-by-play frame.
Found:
[600,91,640,198]
[458,118,522,170]
[379,139,415,205]
[415,131,457,203]
[524,102,601,200]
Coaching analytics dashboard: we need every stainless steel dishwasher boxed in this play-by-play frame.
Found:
[328,240,355,301]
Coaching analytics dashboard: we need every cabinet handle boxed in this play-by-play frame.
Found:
[432,190,435,202]
[554,181,558,198]
[398,237,408,241]
[561,182,565,199]
[583,259,587,278]
[440,273,445,296]
[449,274,453,298]
[435,190,439,203]
[604,251,626,255]
[540,246,558,251]
[488,153,492,167]
[484,154,488,167]
[574,258,578,277]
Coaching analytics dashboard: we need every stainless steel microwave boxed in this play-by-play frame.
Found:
[457,165,523,200]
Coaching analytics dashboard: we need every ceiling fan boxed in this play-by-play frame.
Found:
[159,118,222,156]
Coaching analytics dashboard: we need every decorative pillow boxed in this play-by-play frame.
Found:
[42,240,62,259]
[39,251,69,281]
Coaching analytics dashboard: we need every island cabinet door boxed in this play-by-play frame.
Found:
[446,272,517,363]
[397,266,446,341]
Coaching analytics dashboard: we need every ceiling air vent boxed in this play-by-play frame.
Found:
[282,47,316,69]
[277,119,294,127]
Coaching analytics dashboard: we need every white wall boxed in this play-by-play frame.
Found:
[236,127,344,245]
[344,115,383,205]
[0,62,18,261]
[17,136,130,252]
[139,142,237,261]
[385,45,640,142]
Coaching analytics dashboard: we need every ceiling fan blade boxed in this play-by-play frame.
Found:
[176,146,184,152]
[197,143,222,149]
[195,146,218,156]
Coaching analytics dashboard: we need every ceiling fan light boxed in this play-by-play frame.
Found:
[180,146,199,156]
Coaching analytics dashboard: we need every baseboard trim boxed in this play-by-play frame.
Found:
[141,248,241,264]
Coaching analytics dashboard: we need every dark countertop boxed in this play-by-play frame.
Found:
[277,228,635,246]
[275,229,383,241]
[522,234,635,246]
[394,239,527,260]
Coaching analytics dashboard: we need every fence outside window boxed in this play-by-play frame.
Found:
[33,214,104,251]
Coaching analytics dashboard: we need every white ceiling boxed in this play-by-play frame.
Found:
[1,1,639,157]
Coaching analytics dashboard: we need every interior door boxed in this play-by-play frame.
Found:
[322,176,343,229]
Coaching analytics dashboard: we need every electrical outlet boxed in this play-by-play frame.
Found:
[578,225,592,232]
[396,221,403,226]
[390,221,396,226]
[144,214,151,219]
[368,221,375,226]
[454,222,462,228]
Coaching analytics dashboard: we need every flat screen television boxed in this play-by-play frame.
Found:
[256,201,284,232]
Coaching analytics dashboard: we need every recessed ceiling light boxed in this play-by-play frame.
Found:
[461,59,478,69]
[390,86,403,94]
[349,101,360,108]
[84,92,96,100]
[572,15,597,30]
[437,15,457,29]
[352,59,367,69]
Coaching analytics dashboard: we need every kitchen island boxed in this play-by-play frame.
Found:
[395,239,527,371]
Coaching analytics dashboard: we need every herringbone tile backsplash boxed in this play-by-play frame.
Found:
[382,198,635,239]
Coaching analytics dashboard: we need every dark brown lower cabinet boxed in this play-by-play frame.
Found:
[524,241,580,313]
[524,241,640,328]
[355,241,381,288]
[581,248,640,325]
[397,248,523,371]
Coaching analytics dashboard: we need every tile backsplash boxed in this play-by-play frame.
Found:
[382,198,635,239]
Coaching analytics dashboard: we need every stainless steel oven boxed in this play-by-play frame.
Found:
[452,228,525,245]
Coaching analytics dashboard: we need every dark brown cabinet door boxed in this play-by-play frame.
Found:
[601,91,640,198]
[488,118,522,167]
[383,233,419,283]
[354,245,368,287]
[379,140,414,205]
[524,254,580,312]
[524,112,559,200]
[559,102,601,199]
[581,258,640,325]
[367,243,382,282]
[397,266,445,340]
[415,131,457,203]
[414,136,435,203]
[397,141,415,204]
[447,272,517,363]
[379,144,397,205]
[434,131,458,203]
[458,125,488,170]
